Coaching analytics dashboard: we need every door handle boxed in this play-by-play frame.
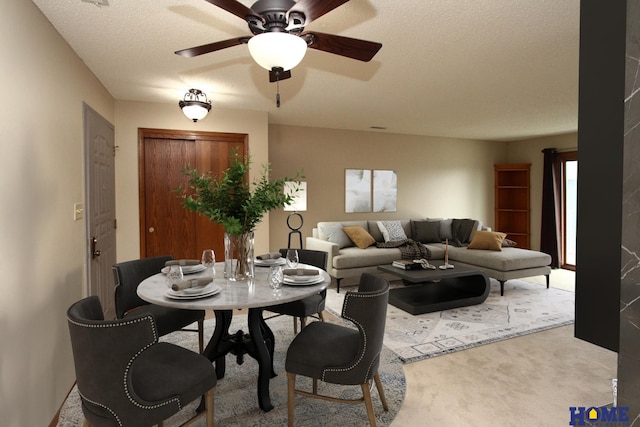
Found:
[91,237,101,258]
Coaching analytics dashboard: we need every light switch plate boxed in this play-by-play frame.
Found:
[74,203,84,221]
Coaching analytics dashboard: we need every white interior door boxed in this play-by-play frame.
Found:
[84,103,117,319]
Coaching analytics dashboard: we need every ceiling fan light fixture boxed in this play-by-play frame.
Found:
[179,89,212,122]
[248,32,307,71]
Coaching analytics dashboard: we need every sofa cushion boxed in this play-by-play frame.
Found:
[411,220,441,243]
[333,247,402,269]
[446,245,551,271]
[468,231,507,251]
[319,224,353,248]
[377,220,408,242]
[343,226,376,249]
[427,218,453,241]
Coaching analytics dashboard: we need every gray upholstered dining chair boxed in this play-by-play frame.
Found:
[113,256,205,352]
[67,296,216,427]
[264,248,328,333]
[285,273,390,426]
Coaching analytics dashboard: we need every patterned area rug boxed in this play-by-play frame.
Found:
[57,313,405,427]
[326,278,575,364]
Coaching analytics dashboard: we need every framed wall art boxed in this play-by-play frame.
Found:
[373,169,397,212]
[345,169,371,213]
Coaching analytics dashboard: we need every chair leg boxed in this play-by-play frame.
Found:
[198,318,204,354]
[293,317,298,334]
[312,378,318,394]
[317,311,325,322]
[205,387,215,427]
[300,316,307,330]
[82,419,90,427]
[157,422,163,427]
[374,372,389,411]
[361,383,377,427]
[287,372,296,427]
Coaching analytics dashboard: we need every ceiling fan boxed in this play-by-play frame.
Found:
[175,0,383,83]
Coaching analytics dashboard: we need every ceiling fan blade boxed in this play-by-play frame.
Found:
[175,37,250,58]
[303,32,382,62]
[288,0,350,25]
[204,0,259,22]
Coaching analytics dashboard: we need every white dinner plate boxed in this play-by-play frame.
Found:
[283,275,324,286]
[254,258,286,266]
[161,264,207,275]
[284,274,319,282]
[165,284,221,299]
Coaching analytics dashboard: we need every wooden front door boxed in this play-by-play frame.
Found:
[138,129,247,261]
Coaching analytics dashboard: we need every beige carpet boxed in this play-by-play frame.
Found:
[393,324,617,426]
[390,269,618,426]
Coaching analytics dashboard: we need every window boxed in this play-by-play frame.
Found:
[559,151,578,270]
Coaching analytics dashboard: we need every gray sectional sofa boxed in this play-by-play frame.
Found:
[305,219,552,295]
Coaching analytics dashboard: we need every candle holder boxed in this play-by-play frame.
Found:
[439,239,455,269]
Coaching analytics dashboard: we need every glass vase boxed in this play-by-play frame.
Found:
[224,231,255,281]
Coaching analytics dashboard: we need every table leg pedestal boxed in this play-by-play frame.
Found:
[201,308,276,412]
[247,308,275,411]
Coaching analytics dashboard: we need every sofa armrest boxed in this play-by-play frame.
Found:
[306,237,340,270]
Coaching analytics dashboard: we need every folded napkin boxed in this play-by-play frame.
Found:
[256,252,282,260]
[283,268,319,276]
[171,277,212,291]
[165,259,200,267]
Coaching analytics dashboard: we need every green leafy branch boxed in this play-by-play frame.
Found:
[178,149,304,235]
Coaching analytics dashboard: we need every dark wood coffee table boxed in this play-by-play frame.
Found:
[378,262,490,315]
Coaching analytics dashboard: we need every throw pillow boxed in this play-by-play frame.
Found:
[377,220,408,242]
[411,220,441,243]
[427,218,453,241]
[320,224,353,248]
[468,231,507,251]
[439,218,453,240]
[343,226,376,249]
[502,238,518,247]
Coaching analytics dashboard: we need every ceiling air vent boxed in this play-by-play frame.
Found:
[81,0,109,6]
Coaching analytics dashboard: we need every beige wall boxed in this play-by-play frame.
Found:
[267,125,509,250]
[506,132,578,250]
[2,2,578,425]
[0,1,114,425]
[114,101,270,261]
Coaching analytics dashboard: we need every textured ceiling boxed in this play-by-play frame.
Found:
[31,0,580,141]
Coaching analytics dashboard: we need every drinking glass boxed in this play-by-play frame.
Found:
[285,249,299,269]
[166,265,184,287]
[268,265,283,292]
[201,249,216,279]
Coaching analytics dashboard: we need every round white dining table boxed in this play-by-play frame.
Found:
[137,262,330,412]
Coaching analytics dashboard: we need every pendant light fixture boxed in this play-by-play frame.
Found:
[179,89,212,122]
[247,32,308,72]
[247,32,307,107]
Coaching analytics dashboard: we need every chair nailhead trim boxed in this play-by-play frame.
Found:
[78,390,123,426]
[67,314,159,342]
[123,343,182,411]
[321,289,386,381]
[70,314,180,416]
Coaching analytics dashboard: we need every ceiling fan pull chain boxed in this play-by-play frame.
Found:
[276,75,281,108]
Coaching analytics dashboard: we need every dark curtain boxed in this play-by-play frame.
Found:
[540,148,561,268]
